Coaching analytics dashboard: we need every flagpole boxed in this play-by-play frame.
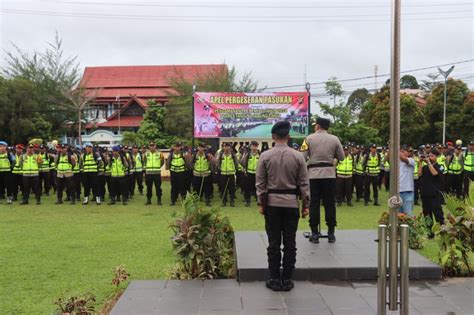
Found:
[118,90,121,135]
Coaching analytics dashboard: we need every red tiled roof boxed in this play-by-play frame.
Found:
[81,64,227,89]
[85,87,177,99]
[99,116,143,128]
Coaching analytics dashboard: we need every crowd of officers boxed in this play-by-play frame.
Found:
[0,140,262,207]
[335,140,474,208]
[1,138,472,209]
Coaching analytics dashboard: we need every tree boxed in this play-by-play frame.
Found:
[165,65,258,139]
[324,77,343,106]
[61,86,98,146]
[3,32,81,140]
[135,100,175,147]
[400,75,420,89]
[361,86,429,145]
[0,77,52,143]
[424,78,471,142]
[385,75,420,89]
[346,88,370,113]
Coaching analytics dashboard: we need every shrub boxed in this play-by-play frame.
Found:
[433,194,473,277]
[378,212,427,249]
[54,292,96,315]
[169,193,234,279]
[111,265,130,290]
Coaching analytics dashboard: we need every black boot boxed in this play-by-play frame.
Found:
[281,279,295,291]
[245,200,250,207]
[36,199,41,205]
[309,232,320,244]
[364,201,369,206]
[20,199,28,205]
[157,198,162,206]
[70,198,75,205]
[347,200,353,207]
[55,199,63,205]
[122,199,128,205]
[230,200,235,207]
[328,226,336,243]
[374,199,381,206]
[205,199,211,207]
[145,198,151,205]
[265,279,281,291]
[108,198,116,205]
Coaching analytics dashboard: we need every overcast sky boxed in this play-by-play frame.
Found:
[1,0,473,109]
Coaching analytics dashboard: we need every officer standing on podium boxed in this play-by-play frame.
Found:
[300,117,344,244]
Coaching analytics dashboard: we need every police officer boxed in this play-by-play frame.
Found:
[122,145,135,198]
[167,142,188,206]
[301,117,344,243]
[463,140,474,198]
[38,145,53,196]
[336,146,354,207]
[217,142,239,207]
[256,121,310,292]
[82,143,103,205]
[97,146,107,203]
[0,141,15,204]
[108,146,129,205]
[19,144,43,205]
[364,144,382,206]
[353,145,365,202]
[12,144,24,201]
[55,144,76,204]
[446,145,464,199]
[71,146,82,201]
[131,145,144,196]
[143,142,164,205]
[240,141,260,207]
[192,143,213,206]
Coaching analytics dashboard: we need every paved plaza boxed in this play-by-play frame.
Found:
[111,278,473,315]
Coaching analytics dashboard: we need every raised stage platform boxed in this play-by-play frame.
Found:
[234,230,442,281]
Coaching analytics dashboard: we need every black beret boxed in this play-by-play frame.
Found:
[250,141,259,146]
[271,121,291,137]
[316,117,331,129]
[223,142,231,147]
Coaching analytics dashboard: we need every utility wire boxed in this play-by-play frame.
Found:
[41,0,474,9]
[261,59,474,90]
[1,8,472,22]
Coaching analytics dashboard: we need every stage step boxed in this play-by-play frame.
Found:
[234,231,442,282]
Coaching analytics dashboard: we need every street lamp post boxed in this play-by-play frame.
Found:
[438,66,455,144]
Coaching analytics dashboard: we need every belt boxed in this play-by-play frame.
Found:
[308,163,334,168]
[267,189,298,195]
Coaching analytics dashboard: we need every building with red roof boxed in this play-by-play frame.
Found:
[77,64,227,144]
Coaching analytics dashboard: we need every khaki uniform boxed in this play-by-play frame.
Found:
[301,130,344,234]
[256,143,310,280]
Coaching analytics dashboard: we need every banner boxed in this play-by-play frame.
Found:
[193,92,309,138]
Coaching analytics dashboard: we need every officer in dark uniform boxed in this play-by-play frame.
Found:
[256,121,310,292]
[301,117,344,243]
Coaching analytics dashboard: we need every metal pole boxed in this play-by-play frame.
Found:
[305,82,311,135]
[442,78,447,144]
[388,0,402,310]
[377,225,387,315]
[400,224,409,315]
[192,84,196,149]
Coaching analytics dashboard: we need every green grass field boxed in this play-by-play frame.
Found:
[0,182,470,314]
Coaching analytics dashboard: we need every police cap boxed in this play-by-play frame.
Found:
[250,141,259,146]
[469,140,474,146]
[271,121,291,137]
